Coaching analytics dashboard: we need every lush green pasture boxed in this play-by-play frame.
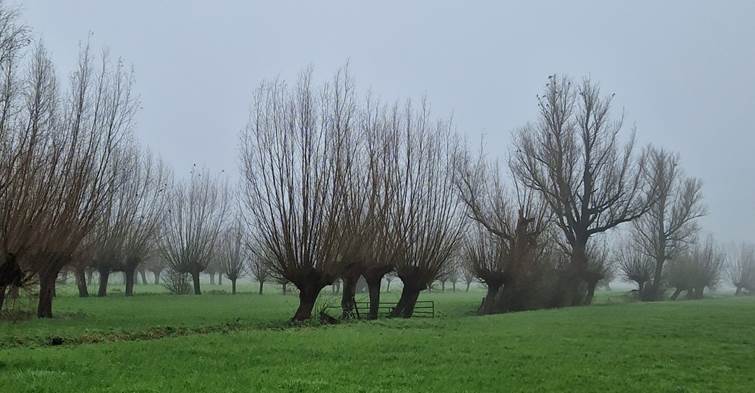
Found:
[0,282,485,347]
[1,286,754,392]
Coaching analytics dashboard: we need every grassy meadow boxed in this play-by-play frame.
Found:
[1,280,754,392]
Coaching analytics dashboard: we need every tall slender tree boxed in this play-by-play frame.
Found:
[160,167,229,295]
[219,216,245,294]
[241,68,353,321]
[511,75,652,306]
[630,147,704,300]
[386,101,465,318]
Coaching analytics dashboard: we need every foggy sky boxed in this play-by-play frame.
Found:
[20,0,755,243]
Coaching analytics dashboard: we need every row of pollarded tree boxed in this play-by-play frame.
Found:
[237,69,712,321]
[0,6,141,317]
[0,5,269,317]
[240,69,465,321]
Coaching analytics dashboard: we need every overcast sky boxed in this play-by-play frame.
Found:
[20,0,755,243]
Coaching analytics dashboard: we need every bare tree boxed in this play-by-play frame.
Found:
[119,148,169,296]
[666,236,725,300]
[160,167,229,295]
[447,261,460,292]
[0,5,31,300]
[455,141,551,313]
[205,256,221,285]
[730,243,755,295]
[386,101,465,318]
[511,75,652,306]
[630,147,704,300]
[90,147,137,297]
[461,224,506,314]
[241,68,352,321]
[461,264,474,292]
[246,247,269,295]
[616,240,654,293]
[143,254,166,285]
[219,217,245,294]
[338,96,404,319]
[29,42,136,317]
[70,234,97,297]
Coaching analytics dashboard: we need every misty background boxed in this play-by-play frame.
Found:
[20,0,755,242]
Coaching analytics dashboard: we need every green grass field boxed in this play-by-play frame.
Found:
[1,282,754,392]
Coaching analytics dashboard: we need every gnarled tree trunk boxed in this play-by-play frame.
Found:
[75,268,89,297]
[38,268,59,318]
[390,270,427,318]
[364,265,393,320]
[191,270,202,295]
[97,269,111,297]
[391,283,421,318]
[124,268,136,296]
[340,264,362,319]
[479,282,502,315]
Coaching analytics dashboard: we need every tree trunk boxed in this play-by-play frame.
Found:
[153,270,161,285]
[124,268,136,297]
[139,270,147,285]
[480,283,502,315]
[231,279,237,294]
[0,285,6,311]
[670,288,683,300]
[385,280,391,293]
[258,280,264,295]
[97,269,110,297]
[391,284,421,318]
[87,270,94,284]
[282,282,287,295]
[584,280,598,305]
[292,284,323,322]
[340,268,360,319]
[452,282,456,292]
[441,281,446,292]
[466,281,471,292]
[735,286,743,296]
[560,241,589,306]
[209,272,215,285]
[390,271,426,318]
[364,265,392,319]
[75,268,89,297]
[37,268,59,318]
[218,274,223,285]
[366,278,382,319]
[191,271,202,295]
